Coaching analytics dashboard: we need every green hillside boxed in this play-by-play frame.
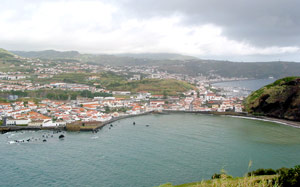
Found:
[106,79,196,95]
[245,76,300,121]
[28,71,195,96]
[0,48,18,61]
[10,49,300,79]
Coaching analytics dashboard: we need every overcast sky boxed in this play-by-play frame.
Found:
[1,0,300,61]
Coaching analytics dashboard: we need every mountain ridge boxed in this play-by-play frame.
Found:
[6,49,300,79]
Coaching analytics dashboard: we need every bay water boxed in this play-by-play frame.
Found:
[1,113,300,187]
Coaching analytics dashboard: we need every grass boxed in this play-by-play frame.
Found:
[106,79,196,95]
[265,76,299,88]
[158,175,278,187]
[0,97,9,103]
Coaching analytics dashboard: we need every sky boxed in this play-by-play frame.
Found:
[0,0,300,62]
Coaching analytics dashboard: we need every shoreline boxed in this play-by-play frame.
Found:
[1,110,299,133]
[226,115,300,128]
[162,110,300,128]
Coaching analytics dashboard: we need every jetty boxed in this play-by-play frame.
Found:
[0,126,64,134]
[0,111,154,133]
[66,111,152,131]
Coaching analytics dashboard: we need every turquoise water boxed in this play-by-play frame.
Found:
[1,114,300,187]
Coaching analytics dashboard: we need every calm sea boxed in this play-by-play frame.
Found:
[212,78,275,91]
[1,114,300,187]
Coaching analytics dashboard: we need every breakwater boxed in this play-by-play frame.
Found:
[0,125,64,134]
[96,111,153,130]
[1,111,153,133]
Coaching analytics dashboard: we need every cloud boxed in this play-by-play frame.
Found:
[120,0,300,47]
[0,0,299,61]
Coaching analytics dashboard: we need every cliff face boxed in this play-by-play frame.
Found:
[246,77,300,121]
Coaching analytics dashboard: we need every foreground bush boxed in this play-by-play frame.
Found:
[248,168,277,176]
[278,165,300,186]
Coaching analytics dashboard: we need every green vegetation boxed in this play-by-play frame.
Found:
[0,121,3,126]
[33,72,195,96]
[158,165,300,187]
[247,76,299,105]
[245,76,300,121]
[0,97,9,103]
[79,90,112,99]
[247,167,292,177]
[0,48,15,59]
[12,49,300,78]
[266,76,299,88]
[32,72,92,84]
[158,175,277,187]
[45,90,112,100]
[103,106,128,114]
[10,90,28,97]
[11,49,80,59]
[278,165,300,186]
[30,71,127,86]
[0,89,112,101]
[106,79,196,95]
[16,97,40,104]
[0,48,22,65]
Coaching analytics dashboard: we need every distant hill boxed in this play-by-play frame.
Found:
[8,49,300,79]
[245,77,300,121]
[116,53,197,60]
[159,60,300,79]
[0,48,21,63]
[12,50,81,59]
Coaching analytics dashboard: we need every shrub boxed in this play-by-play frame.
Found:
[278,165,300,186]
[211,172,233,179]
[248,168,276,176]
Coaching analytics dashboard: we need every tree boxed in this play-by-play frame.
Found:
[163,90,168,99]
[80,90,93,98]
[58,94,68,100]
[71,93,77,100]
[46,93,55,100]
[104,106,110,113]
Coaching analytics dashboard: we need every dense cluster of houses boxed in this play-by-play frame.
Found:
[0,84,244,127]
